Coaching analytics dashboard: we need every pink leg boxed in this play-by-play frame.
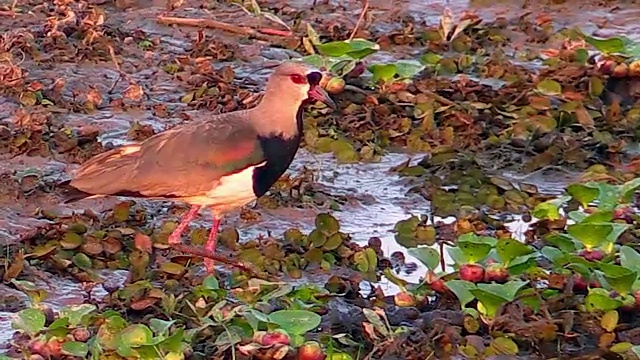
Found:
[203,213,221,273]
[168,205,202,244]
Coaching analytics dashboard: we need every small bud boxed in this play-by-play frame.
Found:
[393,291,416,307]
[325,77,345,95]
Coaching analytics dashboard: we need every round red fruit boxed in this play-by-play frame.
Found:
[459,263,485,283]
[297,341,326,360]
[484,264,509,283]
[578,249,605,262]
[261,330,290,346]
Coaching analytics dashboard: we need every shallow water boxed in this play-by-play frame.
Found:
[0,0,638,351]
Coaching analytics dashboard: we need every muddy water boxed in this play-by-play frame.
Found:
[1,0,639,350]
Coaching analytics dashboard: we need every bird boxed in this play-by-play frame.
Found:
[58,61,337,273]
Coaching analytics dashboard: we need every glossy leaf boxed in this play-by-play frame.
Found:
[407,247,440,270]
[445,280,476,307]
[585,288,623,312]
[268,310,321,335]
[567,183,599,208]
[59,304,97,327]
[62,342,89,357]
[12,308,46,336]
[495,238,535,265]
[567,223,612,249]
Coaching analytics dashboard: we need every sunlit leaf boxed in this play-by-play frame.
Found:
[268,310,321,335]
[407,247,440,270]
[445,280,476,307]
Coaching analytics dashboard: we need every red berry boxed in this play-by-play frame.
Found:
[578,249,605,262]
[572,275,588,292]
[459,263,485,283]
[297,341,326,360]
[484,264,509,283]
[430,278,448,293]
[261,330,290,346]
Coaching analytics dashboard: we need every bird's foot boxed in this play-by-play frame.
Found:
[167,205,202,245]
[203,215,221,273]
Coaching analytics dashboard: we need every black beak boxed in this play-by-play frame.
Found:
[308,85,337,110]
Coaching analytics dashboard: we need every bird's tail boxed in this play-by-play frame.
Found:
[58,179,96,203]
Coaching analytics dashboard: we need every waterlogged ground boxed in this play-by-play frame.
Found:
[2,0,640,359]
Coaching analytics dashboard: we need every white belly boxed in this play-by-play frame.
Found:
[182,162,266,214]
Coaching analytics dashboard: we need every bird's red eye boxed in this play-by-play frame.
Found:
[289,74,306,84]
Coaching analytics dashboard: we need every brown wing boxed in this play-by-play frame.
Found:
[68,113,266,199]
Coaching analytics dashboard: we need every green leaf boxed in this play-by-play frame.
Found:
[203,275,219,290]
[344,38,380,59]
[12,308,46,336]
[593,182,620,210]
[213,325,244,346]
[268,310,321,335]
[97,314,128,350]
[315,213,340,236]
[62,341,89,357]
[72,252,93,270]
[300,54,326,68]
[369,64,397,83]
[495,238,534,265]
[584,35,626,54]
[316,41,353,57]
[445,280,476,307]
[471,281,528,318]
[531,201,559,220]
[331,138,359,163]
[49,317,69,331]
[536,79,562,96]
[395,60,425,79]
[567,184,599,208]
[620,245,640,272]
[585,288,623,312]
[477,280,528,302]
[407,247,440,270]
[59,304,97,327]
[544,233,578,253]
[541,246,566,266]
[420,52,442,65]
[353,250,369,273]
[599,263,637,295]
[161,328,185,353]
[119,324,154,348]
[581,210,614,223]
[620,178,640,202]
[567,223,612,249]
[149,319,175,336]
[456,234,496,263]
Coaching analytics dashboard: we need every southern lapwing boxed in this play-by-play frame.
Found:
[59,61,337,273]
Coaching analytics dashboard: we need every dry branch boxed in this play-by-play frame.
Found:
[156,16,292,43]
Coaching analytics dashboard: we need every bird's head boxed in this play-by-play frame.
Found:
[263,61,337,110]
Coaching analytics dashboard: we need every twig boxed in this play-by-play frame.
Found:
[156,16,290,42]
[172,243,268,279]
[0,10,17,17]
[349,0,369,40]
[423,89,456,107]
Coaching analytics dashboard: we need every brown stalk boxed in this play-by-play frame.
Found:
[156,16,291,43]
[172,243,269,279]
[349,0,369,41]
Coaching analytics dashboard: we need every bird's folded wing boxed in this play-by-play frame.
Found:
[70,119,265,198]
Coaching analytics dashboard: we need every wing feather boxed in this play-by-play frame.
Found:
[68,113,265,199]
